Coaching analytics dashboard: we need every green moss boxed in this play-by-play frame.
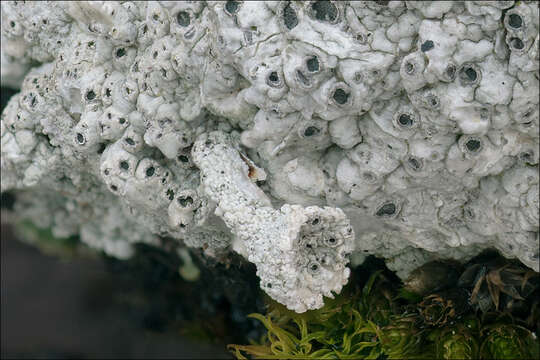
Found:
[429,318,479,359]
[228,271,539,359]
[480,323,539,360]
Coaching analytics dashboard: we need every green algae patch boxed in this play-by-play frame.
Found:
[14,219,88,259]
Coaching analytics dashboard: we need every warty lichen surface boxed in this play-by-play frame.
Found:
[1,0,538,312]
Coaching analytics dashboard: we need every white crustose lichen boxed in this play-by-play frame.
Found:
[1,1,538,312]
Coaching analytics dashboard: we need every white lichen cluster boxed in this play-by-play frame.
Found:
[1,1,538,312]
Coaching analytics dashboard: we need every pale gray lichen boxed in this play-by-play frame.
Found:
[191,131,354,312]
[1,1,538,312]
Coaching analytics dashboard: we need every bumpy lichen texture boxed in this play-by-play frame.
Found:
[1,1,538,312]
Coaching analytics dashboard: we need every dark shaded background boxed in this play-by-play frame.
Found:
[1,224,230,359]
[0,87,232,358]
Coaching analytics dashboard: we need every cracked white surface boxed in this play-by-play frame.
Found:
[1,1,538,311]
